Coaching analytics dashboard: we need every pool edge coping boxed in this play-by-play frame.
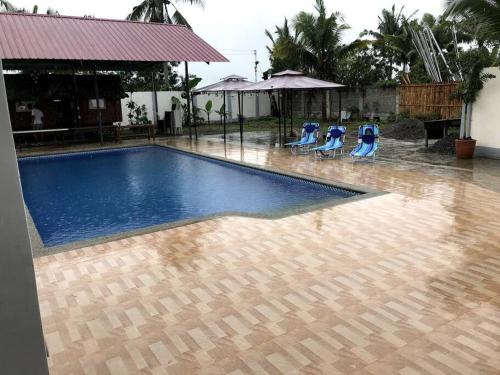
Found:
[24,143,386,257]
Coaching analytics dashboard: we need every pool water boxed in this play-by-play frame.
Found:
[18,146,360,247]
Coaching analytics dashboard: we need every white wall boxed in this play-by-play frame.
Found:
[121,90,271,125]
[471,67,500,158]
[121,91,186,124]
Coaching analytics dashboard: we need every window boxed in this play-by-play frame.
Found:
[89,98,106,110]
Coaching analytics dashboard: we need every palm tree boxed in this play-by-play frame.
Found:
[361,5,417,79]
[127,0,204,29]
[292,0,353,81]
[265,18,302,73]
[445,0,500,41]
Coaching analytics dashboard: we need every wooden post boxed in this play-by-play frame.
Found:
[93,67,103,144]
[151,71,159,133]
[184,62,192,139]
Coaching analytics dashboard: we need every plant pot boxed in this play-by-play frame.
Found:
[455,139,476,159]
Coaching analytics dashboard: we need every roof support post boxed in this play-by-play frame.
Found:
[72,67,81,128]
[93,67,103,144]
[152,71,159,132]
[0,59,49,375]
[184,62,192,140]
[192,93,198,139]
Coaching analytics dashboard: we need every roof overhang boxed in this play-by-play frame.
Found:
[0,13,228,71]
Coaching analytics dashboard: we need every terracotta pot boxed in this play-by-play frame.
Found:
[455,139,476,159]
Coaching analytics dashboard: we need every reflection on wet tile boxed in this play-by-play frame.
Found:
[35,138,500,374]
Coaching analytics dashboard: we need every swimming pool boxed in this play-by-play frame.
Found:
[18,146,362,248]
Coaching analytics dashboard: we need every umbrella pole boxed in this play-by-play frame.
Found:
[338,89,343,124]
[290,91,294,137]
[238,92,243,143]
[241,92,244,143]
[223,90,226,142]
[283,90,287,145]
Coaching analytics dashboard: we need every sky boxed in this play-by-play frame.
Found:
[10,0,445,85]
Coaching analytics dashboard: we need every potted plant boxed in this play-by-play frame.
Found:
[452,56,495,159]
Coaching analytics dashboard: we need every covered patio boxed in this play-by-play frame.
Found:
[0,12,227,146]
[0,12,226,374]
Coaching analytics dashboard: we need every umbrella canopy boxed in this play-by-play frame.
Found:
[194,75,253,93]
[240,70,345,92]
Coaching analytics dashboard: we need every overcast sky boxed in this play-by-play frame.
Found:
[12,0,445,84]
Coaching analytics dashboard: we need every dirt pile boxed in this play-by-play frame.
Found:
[426,134,458,155]
[383,119,425,140]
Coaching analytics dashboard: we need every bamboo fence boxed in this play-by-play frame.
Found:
[399,83,462,119]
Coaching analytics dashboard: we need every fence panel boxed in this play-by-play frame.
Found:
[399,83,462,119]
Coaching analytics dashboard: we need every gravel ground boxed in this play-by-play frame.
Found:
[383,119,425,140]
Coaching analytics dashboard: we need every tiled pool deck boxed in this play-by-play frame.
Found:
[32,138,500,374]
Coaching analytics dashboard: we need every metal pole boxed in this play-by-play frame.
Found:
[222,91,227,142]
[277,90,282,146]
[238,92,244,143]
[338,89,342,123]
[93,67,103,144]
[184,62,192,139]
[283,90,287,145]
[290,91,293,136]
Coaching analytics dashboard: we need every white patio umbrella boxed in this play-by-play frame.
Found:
[239,70,345,145]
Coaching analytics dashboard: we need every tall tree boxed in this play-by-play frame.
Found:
[127,0,204,29]
[265,18,302,73]
[361,5,416,80]
[292,0,354,81]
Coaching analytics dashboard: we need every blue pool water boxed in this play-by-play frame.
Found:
[18,146,359,247]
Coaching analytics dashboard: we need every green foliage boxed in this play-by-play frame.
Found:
[127,0,205,29]
[445,0,500,41]
[265,0,362,82]
[451,51,496,104]
[204,100,213,123]
[126,101,149,125]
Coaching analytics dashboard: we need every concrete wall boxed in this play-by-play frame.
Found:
[120,91,271,125]
[0,62,49,374]
[290,86,399,120]
[471,67,500,158]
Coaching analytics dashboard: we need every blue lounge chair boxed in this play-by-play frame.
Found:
[312,125,346,159]
[351,124,380,161]
[285,122,320,154]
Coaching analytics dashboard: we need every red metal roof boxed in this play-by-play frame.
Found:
[0,13,228,64]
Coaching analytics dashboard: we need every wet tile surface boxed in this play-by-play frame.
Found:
[34,138,500,374]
